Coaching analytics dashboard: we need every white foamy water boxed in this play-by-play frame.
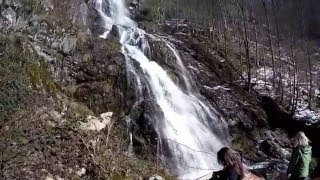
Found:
[94,0,229,178]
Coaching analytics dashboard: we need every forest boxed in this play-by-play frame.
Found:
[141,0,320,114]
[1,0,320,179]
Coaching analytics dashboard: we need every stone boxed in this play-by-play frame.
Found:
[76,168,86,177]
[259,139,291,159]
[80,112,113,131]
[2,7,16,29]
[61,36,77,54]
[88,5,106,36]
[51,42,60,50]
[42,0,54,10]
[15,16,28,30]
[45,174,54,180]
[106,64,120,76]
[149,174,164,180]
[129,99,164,159]
[107,25,120,40]
[79,3,89,27]
[49,110,63,122]
[100,112,113,122]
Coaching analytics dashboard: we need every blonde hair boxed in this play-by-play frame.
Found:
[293,132,310,147]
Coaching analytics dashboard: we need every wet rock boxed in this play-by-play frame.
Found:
[68,36,127,114]
[88,4,106,36]
[261,97,289,124]
[107,25,120,40]
[148,39,190,90]
[260,139,290,159]
[129,99,164,159]
[79,3,89,27]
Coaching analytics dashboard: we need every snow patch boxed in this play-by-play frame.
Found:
[294,99,320,123]
[204,85,231,91]
[294,107,320,123]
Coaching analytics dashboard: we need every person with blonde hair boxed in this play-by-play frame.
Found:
[287,132,312,180]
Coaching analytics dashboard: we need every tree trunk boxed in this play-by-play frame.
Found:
[237,0,251,91]
[222,7,228,60]
[262,0,276,87]
[289,33,297,113]
[239,33,243,73]
[298,3,313,108]
[306,39,312,108]
[261,44,267,88]
[250,0,259,67]
[271,0,284,101]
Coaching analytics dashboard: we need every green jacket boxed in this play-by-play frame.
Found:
[287,146,312,178]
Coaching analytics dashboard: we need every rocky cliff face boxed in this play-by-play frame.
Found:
[0,0,167,179]
[1,0,314,179]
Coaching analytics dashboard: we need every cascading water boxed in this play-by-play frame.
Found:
[95,0,229,178]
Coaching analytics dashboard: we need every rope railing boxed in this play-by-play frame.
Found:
[152,138,285,180]
[163,138,217,157]
[155,137,222,179]
[154,137,270,179]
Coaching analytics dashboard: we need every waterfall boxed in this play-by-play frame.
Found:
[94,0,229,178]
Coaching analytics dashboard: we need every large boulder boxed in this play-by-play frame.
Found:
[88,3,107,37]
[61,36,77,54]
[70,37,127,114]
[129,99,164,159]
[107,25,120,40]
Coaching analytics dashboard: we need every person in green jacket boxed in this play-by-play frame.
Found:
[287,132,312,180]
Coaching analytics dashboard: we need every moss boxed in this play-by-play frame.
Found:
[68,101,94,117]
[27,59,57,94]
[93,37,121,53]
[231,131,257,160]
[112,175,131,180]
[108,40,122,52]
[0,34,31,120]
[0,33,57,119]
[0,80,31,120]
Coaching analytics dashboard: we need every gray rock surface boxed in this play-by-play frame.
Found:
[61,36,77,54]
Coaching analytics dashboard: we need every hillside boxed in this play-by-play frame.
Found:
[1,0,319,179]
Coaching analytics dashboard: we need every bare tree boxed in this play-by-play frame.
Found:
[236,0,251,91]
[288,28,298,113]
[220,1,228,60]
[271,0,284,101]
[262,0,276,87]
[249,0,259,67]
[298,2,313,108]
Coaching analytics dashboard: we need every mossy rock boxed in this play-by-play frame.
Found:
[0,33,57,119]
[0,80,31,120]
[112,175,132,180]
